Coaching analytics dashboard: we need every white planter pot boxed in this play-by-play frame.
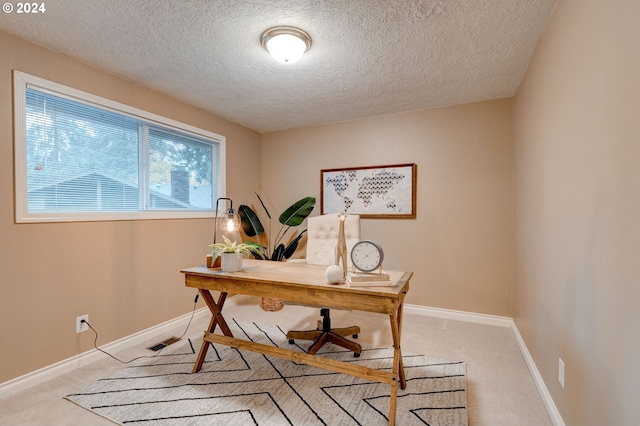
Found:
[221,252,243,272]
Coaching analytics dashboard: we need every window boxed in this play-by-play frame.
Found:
[13,71,225,222]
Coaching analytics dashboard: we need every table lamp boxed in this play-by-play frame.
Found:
[209,197,240,267]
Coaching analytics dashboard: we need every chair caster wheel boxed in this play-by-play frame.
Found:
[288,339,295,344]
[352,334,358,338]
[354,352,361,357]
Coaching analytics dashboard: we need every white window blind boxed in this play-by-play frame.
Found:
[14,71,225,222]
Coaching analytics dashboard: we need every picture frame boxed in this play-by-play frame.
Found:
[320,163,417,218]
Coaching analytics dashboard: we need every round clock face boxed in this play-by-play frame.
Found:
[350,240,384,272]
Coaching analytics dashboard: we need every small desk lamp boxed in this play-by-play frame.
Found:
[213,197,241,244]
[209,197,241,268]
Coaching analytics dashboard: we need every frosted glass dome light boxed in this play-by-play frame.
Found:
[261,26,312,64]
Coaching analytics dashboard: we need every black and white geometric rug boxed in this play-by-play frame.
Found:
[66,319,467,425]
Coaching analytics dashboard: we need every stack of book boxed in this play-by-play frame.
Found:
[345,271,392,287]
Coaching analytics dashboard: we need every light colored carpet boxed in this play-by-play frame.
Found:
[66,319,467,425]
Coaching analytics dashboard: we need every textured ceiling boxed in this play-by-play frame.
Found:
[0,0,556,133]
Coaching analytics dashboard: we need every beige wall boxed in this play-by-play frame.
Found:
[261,99,514,315]
[0,31,262,383]
[513,0,640,424]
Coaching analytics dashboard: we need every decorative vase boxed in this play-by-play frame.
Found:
[221,252,243,272]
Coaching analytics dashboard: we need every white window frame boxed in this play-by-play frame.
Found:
[13,70,226,223]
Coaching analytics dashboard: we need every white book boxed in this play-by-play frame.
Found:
[346,271,393,287]
[346,271,390,282]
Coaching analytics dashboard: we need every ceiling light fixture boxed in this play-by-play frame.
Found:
[260,26,312,64]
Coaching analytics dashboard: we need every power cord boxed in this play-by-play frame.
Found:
[81,292,200,364]
[176,293,199,341]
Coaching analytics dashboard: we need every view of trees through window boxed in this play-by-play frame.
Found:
[25,88,216,212]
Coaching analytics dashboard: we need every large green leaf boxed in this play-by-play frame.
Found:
[238,205,264,237]
[282,229,307,260]
[278,196,316,226]
[271,244,286,261]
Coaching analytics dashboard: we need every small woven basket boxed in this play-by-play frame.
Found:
[260,297,284,312]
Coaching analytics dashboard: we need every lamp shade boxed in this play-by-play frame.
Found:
[221,208,241,232]
[261,26,311,64]
[213,197,240,244]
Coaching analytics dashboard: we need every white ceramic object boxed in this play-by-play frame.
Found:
[325,264,343,284]
[221,252,243,272]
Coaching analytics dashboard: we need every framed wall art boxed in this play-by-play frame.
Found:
[320,163,416,218]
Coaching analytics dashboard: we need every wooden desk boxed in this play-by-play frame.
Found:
[181,259,412,426]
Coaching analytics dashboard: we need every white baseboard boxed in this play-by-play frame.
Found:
[404,303,513,328]
[0,306,210,399]
[510,321,565,426]
[404,303,564,425]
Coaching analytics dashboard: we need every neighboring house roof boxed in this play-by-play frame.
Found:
[28,171,212,210]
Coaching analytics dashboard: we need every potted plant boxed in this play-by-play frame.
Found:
[239,194,315,261]
[209,236,265,272]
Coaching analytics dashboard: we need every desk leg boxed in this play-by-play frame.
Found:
[192,290,231,373]
[396,301,406,389]
[388,301,406,426]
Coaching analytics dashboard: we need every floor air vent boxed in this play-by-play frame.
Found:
[148,336,180,351]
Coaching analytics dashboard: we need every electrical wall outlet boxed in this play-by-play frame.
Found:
[76,314,89,333]
[558,358,565,388]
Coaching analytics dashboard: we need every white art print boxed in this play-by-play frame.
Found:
[321,164,416,218]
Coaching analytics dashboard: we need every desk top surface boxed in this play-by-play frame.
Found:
[181,259,412,296]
